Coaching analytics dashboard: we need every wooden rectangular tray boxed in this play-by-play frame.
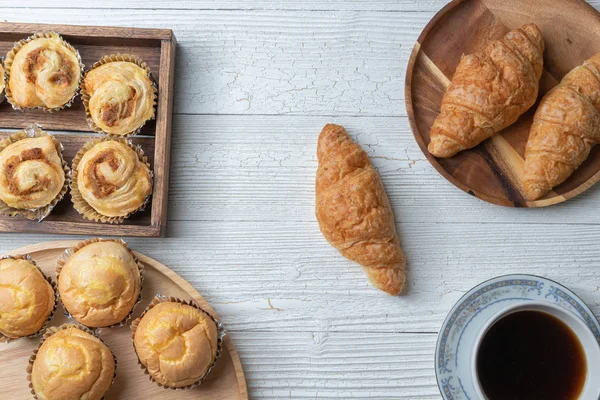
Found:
[0,22,176,237]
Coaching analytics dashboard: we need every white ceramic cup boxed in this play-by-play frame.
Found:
[470,301,600,400]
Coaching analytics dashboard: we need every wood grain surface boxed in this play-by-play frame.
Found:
[0,241,248,400]
[0,1,600,399]
[0,23,175,236]
[406,0,600,207]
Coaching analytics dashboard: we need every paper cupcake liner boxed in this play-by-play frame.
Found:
[4,32,84,112]
[0,254,58,343]
[0,57,5,105]
[56,238,144,329]
[26,323,117,400]
[130,295,226,390]
[70,137,153,224]
[81,53,158,137]
[0,124,71,221]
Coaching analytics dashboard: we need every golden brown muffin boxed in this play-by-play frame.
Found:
[132,301,219,388]
[30,326,115,400]
[5,32,81,110]
[71,139,152,221]
[0,132,66,212]
[0,257,54,339]
[82,55,155,136]
[57,239,141,328]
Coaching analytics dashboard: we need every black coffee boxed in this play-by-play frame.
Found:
[476,310,586,400]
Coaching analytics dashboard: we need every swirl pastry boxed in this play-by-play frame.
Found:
[29,325,115,400]
[0,60,5,103]
[0,256,55,340]
[132,298,220,388]
[72,139,152,221]
[82,55,156,136]
[57,239,142,328]
[5,32,81,110]
[0,129,67,217]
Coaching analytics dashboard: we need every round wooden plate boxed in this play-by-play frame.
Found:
[0,240,248,400]
[406,0,600,207]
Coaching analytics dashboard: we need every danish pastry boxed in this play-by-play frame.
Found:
[5,32,81,110]
[82,55,156,136]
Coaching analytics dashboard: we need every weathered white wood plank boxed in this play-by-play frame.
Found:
[0,0,450,11]
[0,9,429,117]
[234,331,438,399]
[0,220,598,333]
[166,115,600,224]
[7,0,600,14]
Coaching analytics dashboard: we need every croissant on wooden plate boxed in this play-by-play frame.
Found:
[428,23,545,158]
[523,53,600,200]
[315,124,406,295]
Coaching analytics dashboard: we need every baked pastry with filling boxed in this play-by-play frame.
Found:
[71,139,152,222]
[0,127,68,219]
[0,256,55,340]
[82,54,156,136]
[57,238,142,328]
[5,32,81,110]
[29,325,115,400]
[0,59,5,103]
[132,298,220,388]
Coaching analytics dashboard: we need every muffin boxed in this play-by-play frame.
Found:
[131,297,222,388]
[0,256,55,341]
[57,238,142,328]
[82,54,156,136]
[0,126,69,221]
[28,325,115,400]
[4,32,82,111]
[71,139,152,223]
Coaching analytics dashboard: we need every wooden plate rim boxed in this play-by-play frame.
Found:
[1,240,249,400]
[404,0,600,208]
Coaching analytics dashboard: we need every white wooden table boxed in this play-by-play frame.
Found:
[2,1,600,398]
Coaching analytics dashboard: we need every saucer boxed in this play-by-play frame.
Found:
[435,274,600,399]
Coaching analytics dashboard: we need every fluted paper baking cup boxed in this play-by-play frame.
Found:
[26,323,117,400]
[0,254,58,343]
[70,137,153,224]
[81,53,157,137]
[56,237,144,328]
[0,124,71,221]
[130,295,226,390]
[4,31,83,112]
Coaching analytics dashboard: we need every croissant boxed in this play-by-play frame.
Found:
[315,124,406,295]
[523,53,600,200]
[428,23,545,158]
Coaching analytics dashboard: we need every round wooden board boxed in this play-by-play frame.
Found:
[405,0,600,207]
[0,240,248,400]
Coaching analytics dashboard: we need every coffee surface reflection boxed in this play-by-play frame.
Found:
[477,310,586,399]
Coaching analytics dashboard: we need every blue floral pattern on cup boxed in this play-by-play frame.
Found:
[435,275,600,400]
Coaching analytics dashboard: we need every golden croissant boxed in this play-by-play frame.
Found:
[315,124,406,295]
[523,53,600,200]
[428,23,545,158]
